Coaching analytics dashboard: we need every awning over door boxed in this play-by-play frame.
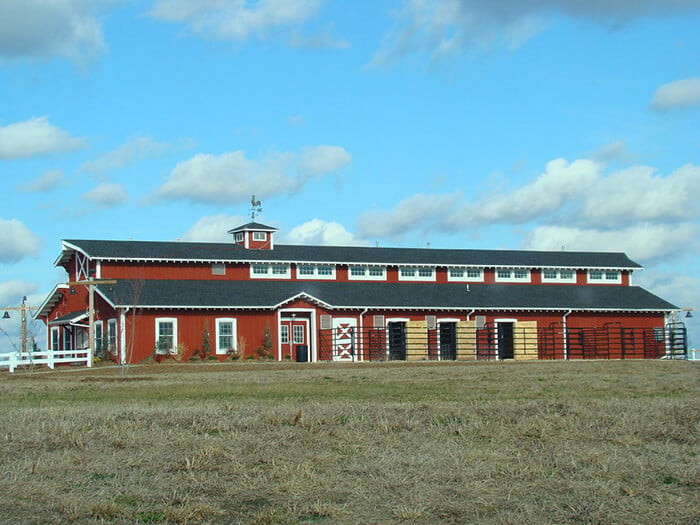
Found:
[49,310,88,326]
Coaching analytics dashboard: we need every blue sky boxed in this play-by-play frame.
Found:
[1,0,699,350]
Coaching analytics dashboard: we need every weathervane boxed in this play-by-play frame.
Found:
[250,195,262,221]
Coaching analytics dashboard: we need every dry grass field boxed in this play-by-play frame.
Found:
[1,360,698,524]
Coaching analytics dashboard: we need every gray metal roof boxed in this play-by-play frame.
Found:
[97,280,676,312]
[60,239,643,270]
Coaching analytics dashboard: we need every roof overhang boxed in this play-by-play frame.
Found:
[49,310,88,326]
[33,284,69,320]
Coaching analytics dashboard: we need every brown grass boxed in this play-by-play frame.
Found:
[0,360,698,524]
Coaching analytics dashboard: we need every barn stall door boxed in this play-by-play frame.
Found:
[332,317,357,361]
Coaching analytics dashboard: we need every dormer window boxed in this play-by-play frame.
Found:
[235,232,244,243]
[253,232,267,242]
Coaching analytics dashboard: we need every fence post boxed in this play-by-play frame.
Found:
[47,349,54,370]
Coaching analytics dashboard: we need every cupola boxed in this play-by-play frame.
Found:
[227,222,278,250]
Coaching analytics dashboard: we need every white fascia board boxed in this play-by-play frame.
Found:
[272,292,333,310]
[33,284,69,319]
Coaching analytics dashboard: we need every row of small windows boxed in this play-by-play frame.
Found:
[243,263,621,283]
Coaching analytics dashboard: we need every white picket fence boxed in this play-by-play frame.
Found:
[0,349,90,373]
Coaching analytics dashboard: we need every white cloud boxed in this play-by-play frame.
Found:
[0,117,86,160]
[357,193,461,239]
[651,77,700,111]
[81,183,128,207]
[579,164,700,226]
[462,158,601,224]
[521,223,700,263]
[299,145,351,176]
[0,280,38,308]
[0,0,106,64]
[356,159,700,242]
[156,146,351,204]
[284,219,367,246]
[0,218,41,263]
[181,214,246,243]
[149,0,334,45]
[591,140,635,163]
[373,0,700,65]
[17,170,64,193]
[79,136,173,174]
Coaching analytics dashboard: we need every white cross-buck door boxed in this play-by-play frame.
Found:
[332,317,357,361]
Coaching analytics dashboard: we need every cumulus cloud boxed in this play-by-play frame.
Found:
[373,0,700,65]
[284,219,368,246]
[0,117,86,160]
[357,193,461,239]
[181,214,247,243]
[81,183,128,207]
[79,136,173,174]
[0,0,106,64]
[149,0,345,46]
[522,223,700,263]
[579,164,700,227]
[17,170,64,193]
[464,158,601,224]
[357,159,700,242]
[591,140,635,163]
[0,218,41,263]
[0,280,38,307]
[651,77,700,111]
[155,146,351,204]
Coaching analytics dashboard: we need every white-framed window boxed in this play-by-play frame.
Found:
[253,232,267,241]
[587,269,621,284]
[50,326,60,351]
[235,232,244,242]
[212,263,226,275]
[605,270,621,283]
[280,325,289,344]
[215,318,237,355]
[398,266,435,282]
[348,265,386,281]
[155,317,178,354]
[94,320,104,352]
[541,269,577,283]
[250,263,291,279]
[63,328,72,350]
[293,325,305,344]
[107,319,118,353]
[495,268,531,283]
[296,264,336,280]
[448,267,484,282]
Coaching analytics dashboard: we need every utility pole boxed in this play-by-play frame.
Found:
[67,279,117,367]
[1,297,36,354]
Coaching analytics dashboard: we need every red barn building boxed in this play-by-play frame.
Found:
[35,221,687,363]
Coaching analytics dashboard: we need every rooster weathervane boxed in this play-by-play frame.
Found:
[250,195,262,221]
